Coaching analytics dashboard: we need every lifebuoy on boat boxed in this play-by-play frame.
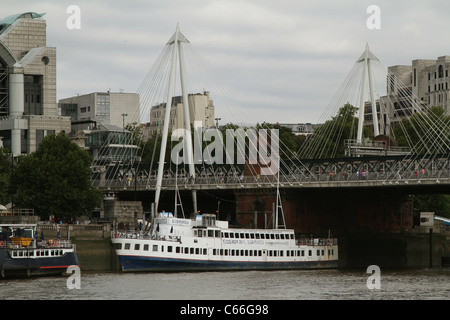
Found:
[0,241,4,248]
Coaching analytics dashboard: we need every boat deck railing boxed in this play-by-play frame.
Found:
[0,239,75,250]
[112,231,338,247]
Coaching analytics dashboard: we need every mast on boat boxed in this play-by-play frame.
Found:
[154,24,197,215]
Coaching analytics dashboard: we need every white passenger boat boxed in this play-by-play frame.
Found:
[112,213,338,272]
[111,26,338,272]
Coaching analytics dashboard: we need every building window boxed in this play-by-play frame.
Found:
[439,65,444,78]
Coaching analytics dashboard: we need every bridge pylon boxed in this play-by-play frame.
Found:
[356,43,380,144]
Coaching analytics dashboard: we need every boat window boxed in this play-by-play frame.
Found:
[36,251,40,256]
[280,251,283,257]
[152,245,158,252]
[275,234,280,239]
[245,233,250,239]
[215,230,221,237]
[194,230,198,237]
[229,233,234,238]
[280,234,284,240]
[240,250,244,256]
[250,233,255,239]
[29,251,34,257]
[203,248,207,255]
[190,248,194,254]
[270,234,275,239]
[308,250,312,256]
[124,243,131,250]
[317,250,320,256]
[176,247,180,253]
[161,246,164,252]
[224,250,228,256]
[213,249,217,255]
[234,232,239,238]
[184,247,189,254]
[321,250,325,256]
[301,250,304,256]
[224,232,229,238]
[134,244,140,250]
[245,250,248,256]
[195,248,199,255]
[255,233,260,239]
[332,249,334,256]
[144,244,149,251]
[258,250,262,256]
[208,230,214,237]
[268,250,272,257]
[168,246,173,253]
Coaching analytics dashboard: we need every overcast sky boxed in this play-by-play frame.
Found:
[3,0,450,125]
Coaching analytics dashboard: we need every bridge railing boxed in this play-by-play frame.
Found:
[94,167,449,189]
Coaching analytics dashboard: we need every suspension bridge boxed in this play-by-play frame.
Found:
[87,26,450,268]
[91,28,449,190]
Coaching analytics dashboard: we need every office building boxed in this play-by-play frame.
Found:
[0,12,71,155]
[59,91,140,129]
[144,91,215,139]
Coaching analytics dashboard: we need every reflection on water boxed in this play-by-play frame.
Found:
[1,268,449,300]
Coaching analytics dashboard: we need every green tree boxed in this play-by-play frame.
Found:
[0,148,11,205]
[13,133,101,219]
[413,194,450,219]
[394,106,450,154]
[299,103,372,158]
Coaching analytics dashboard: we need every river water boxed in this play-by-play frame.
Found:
[1,268,449,300]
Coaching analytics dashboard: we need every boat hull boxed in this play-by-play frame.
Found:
[0,249,79,278]
[117,255,338,272]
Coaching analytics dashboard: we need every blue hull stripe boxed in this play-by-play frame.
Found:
[118,255,338,272]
